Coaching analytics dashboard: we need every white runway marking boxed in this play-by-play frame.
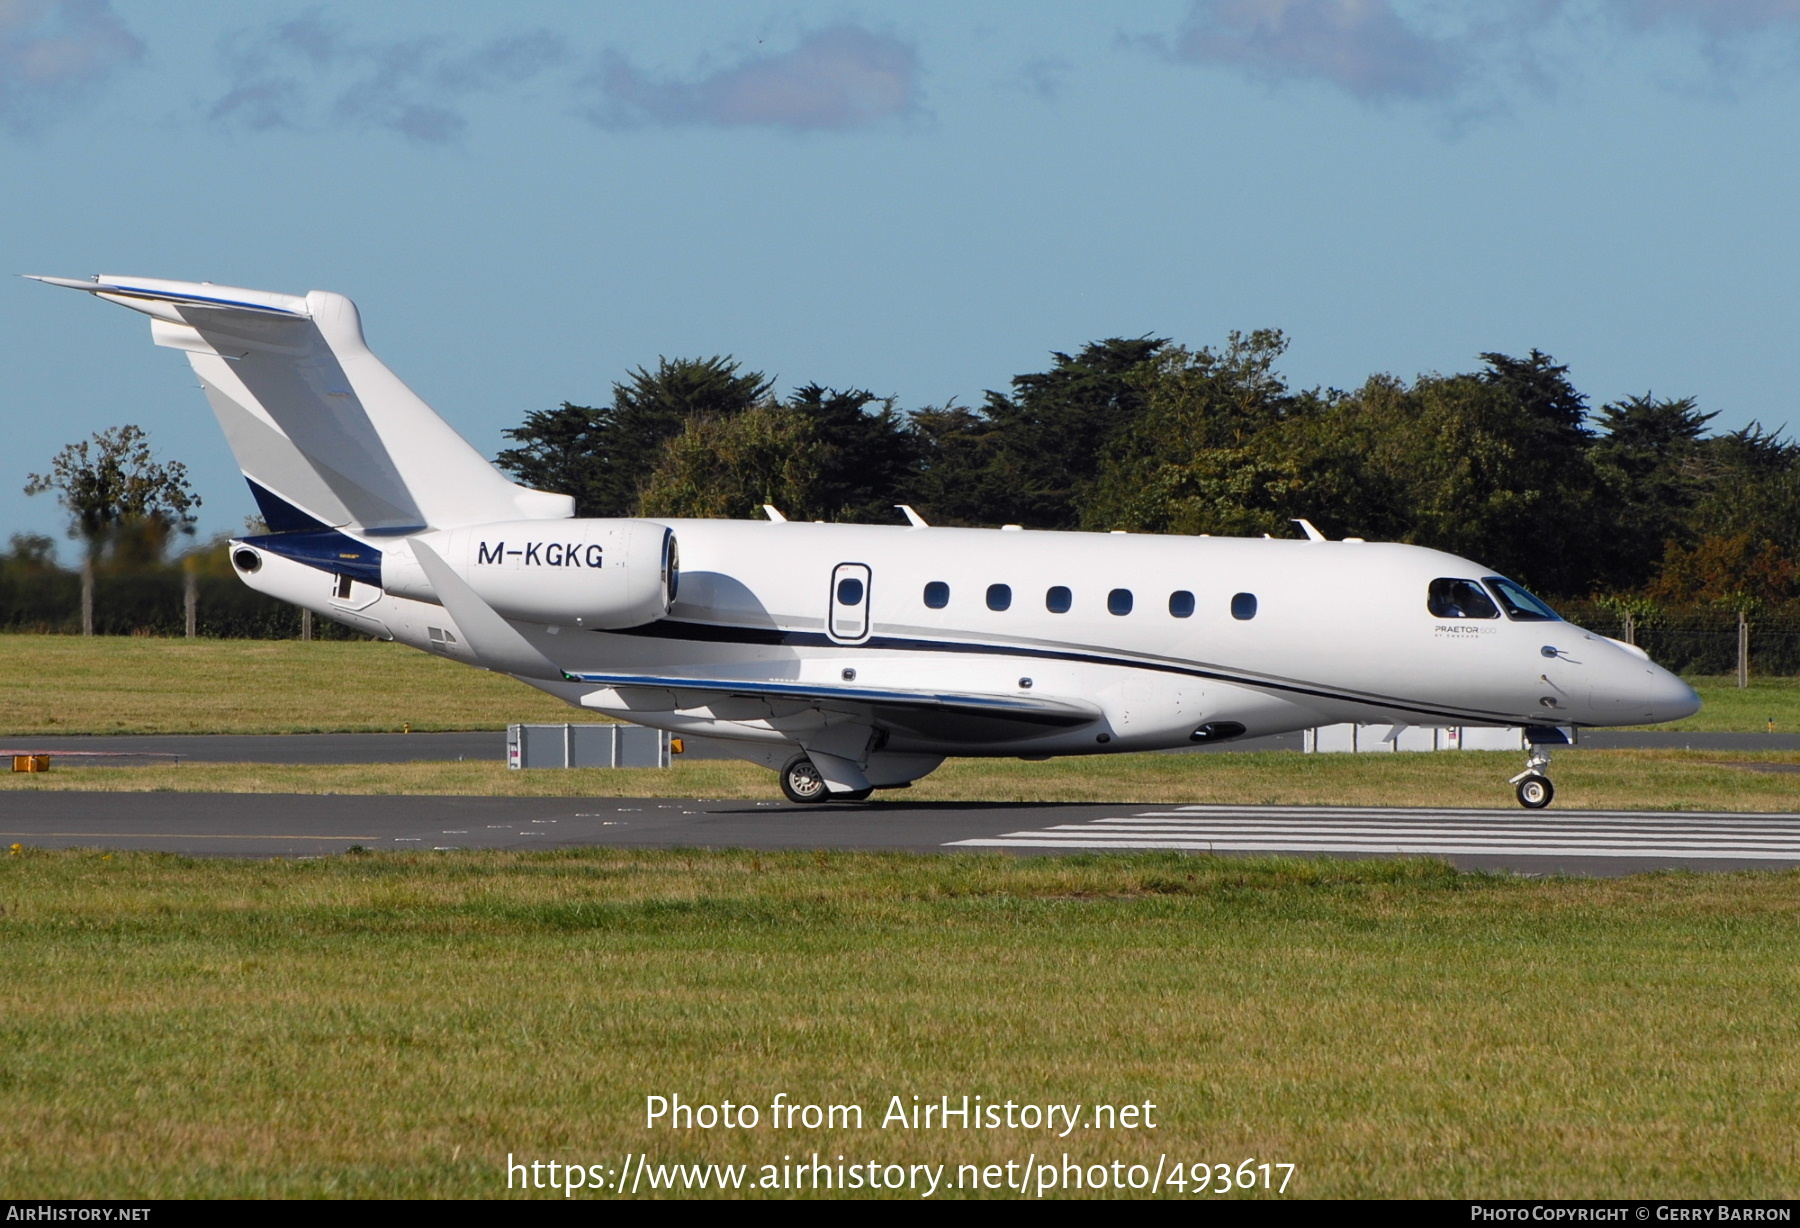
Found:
[947,805,1800,861]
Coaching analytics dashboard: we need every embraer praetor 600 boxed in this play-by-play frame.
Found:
[31,275,1700,807]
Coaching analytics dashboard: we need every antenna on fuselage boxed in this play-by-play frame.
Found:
[762,505,788,523]
[896,505,929,528]
[1293,518,1327,542]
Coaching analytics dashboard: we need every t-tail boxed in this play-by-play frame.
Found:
[31,274,678,669]
[28,275,573,533]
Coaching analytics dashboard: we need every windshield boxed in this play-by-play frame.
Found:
[1483,576,1561,622]
[1427,578,1499,619]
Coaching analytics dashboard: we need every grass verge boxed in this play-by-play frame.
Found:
[1642,675,1800,733]
[0,635,574,734]
[3,749,1799,810]
[0,848,1796,1198]
[1,635,1796,736]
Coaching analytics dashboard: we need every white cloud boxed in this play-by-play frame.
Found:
[1597,0,1800,77]
[1019,56,1074,100]
[0,0,142,135]
[1154,0,1800,108]
[579,25,920,131]
[1615,0,1800,37]
[1168,0,1462,101]
[209,12,568,143]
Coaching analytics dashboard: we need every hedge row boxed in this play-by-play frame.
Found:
[0,568,365,639]
[1,569,1792,671]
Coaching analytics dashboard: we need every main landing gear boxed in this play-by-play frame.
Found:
[1509,744,1554,809]
[780,755,872,804]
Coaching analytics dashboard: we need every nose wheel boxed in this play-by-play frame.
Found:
[1514,774,1554,808]
[1509,745,1554,809]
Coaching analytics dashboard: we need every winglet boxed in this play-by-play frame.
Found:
[1294,518,1327,542]
[24,275,102,291]
[896,504,929,528]
[409,540,563,680]
[762,505,788,523]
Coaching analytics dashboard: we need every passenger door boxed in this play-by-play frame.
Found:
[827,563,872,644]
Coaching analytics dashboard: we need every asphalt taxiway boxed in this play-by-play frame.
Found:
[4,729,1796,764]
[5,792,1800,875]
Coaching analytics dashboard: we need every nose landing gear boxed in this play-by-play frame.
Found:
[1509,744,1554,809]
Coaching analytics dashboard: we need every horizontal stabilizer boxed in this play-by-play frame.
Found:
[30,274,573,533]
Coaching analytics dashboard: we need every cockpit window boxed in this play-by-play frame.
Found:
[1484,576,1561,622]
[1428,578,1499,619]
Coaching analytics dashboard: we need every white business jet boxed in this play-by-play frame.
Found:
[32,275,1700,807]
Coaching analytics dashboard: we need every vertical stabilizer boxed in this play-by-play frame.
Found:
[29,275,573,532]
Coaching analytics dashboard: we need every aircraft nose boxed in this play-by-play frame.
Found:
[1644,664,1701,723]
[1584,639,1700,726]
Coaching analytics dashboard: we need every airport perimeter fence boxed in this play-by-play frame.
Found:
[0,566,366,639]
[1557,602,1798,677]
[2,566,1797,667]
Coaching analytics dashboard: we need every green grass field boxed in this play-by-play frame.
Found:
[4,748,1799,811]
[2,847,1798,1199]
[0,634,1792,735]
[0,634,576,734]
[3,641,1799,1199]
[1641,675,1800,732]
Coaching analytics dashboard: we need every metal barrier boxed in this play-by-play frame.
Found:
[1302,725,1572,753]
[507,723,672,769]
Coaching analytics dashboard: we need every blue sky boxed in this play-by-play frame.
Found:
[5,0,1799,552]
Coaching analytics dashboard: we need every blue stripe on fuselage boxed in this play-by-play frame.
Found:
[240,529,382,586]
[246,478,333,534]
[606,618,1535,727]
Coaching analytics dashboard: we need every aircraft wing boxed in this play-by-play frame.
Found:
[561,670,1102,729]
[412,537,1099,736]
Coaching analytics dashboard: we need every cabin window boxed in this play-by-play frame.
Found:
[923,581,949,609]
[986,584,1012,611]
[1107,588,1133,616]
[1427,578,1499,619]
[334,574,353,600]
[836,576,865,606]
[1231,592,1257,620]
[1046,586,1072,613]
[1169,590,1195,618]
[1484,576,1561,622]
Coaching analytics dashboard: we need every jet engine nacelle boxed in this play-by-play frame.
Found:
[384,519,676,628]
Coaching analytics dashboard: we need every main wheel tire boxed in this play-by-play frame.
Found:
[780,755,830,804]
[1515,774,1554,809]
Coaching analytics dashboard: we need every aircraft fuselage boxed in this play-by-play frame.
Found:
[234,517,1700,761]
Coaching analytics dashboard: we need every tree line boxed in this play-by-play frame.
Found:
[11,327,1797,643]
[7,424,341,638]
[497,331,1796,609]
[0,532,358,639]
